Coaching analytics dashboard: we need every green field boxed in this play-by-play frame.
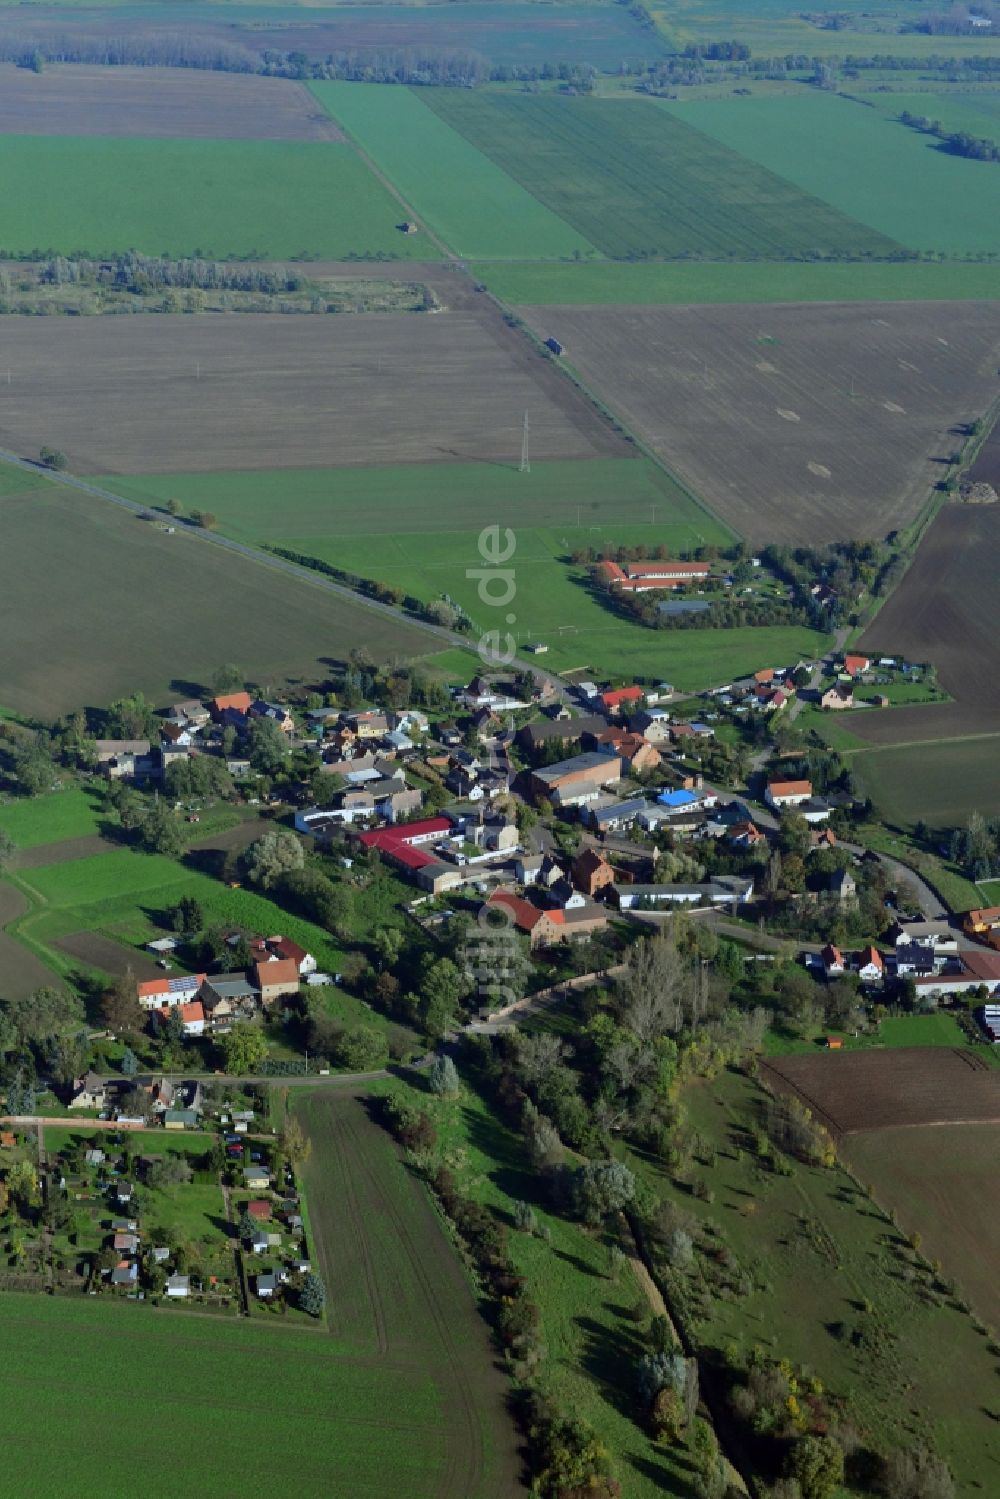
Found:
[0,477,437,721]
[853,735,1000,827]
[311,83,594,259]
[631,1068,1000,1491]
[292,1090,520,1496]
[0,135,426,259]
[96,460,832,684]
[665,92,1000,254]
[425,92,896,258]
[865,86,1000,141]
[0,1286,450,1496]
[0,788,104,849]
[473,257,1000,304]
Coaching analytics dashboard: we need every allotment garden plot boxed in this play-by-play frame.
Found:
[0,64,341,141]
[0,313,619,474]
[518,301,1000,544]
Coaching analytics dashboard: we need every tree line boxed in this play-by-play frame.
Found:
[898,109,1000,161]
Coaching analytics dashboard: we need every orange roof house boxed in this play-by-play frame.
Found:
[212,691,252,717]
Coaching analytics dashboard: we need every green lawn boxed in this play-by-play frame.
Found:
[94,459,831,685]
[426,91,897,258]
[0,787,104,849]
[665,91,1000,254]
[0,135,428,259]
[472,257,1000,305]
[764,1012,970,1055]
[631,1068,1000,1492]
[311,83,594,259]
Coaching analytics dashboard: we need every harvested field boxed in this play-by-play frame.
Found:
[843,1122,1000,1331]
[0,881,62,999]
[0,481,438,720]
[293,1090,523,1496]
[0,64,341,140]
[857,504,1000,742]
[54,929,164,981]
[518,301,1000,544]
[0,312,621,474]
[761,1047,1000,1135]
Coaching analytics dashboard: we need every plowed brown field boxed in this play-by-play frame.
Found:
[0,63,341,141]
[0,310,622,474]
[856,502,1000,741]
[519,301,1000,543]
[761,1047,1000,1134]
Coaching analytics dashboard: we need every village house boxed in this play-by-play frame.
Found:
[912,948,1000,1001]
[253,958,300,1006]
[963,904,1000,938]
[69,1070,107,1111]
[842,654,871,678]
[821,684,854,711]
[572,847,616,898]
[856,946,885,984]
[136,973,206,1013]
[821,944,845,976]
[249,935,316,976]
[211,691,253,720]
[765,778,814,812]
[588,796,651,835]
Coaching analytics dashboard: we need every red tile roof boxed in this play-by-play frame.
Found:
[212,691,252,715]
[247,1200,271,1221]
[600,687,644,709]
[179,1001,204,1025]
[768,778,812,798]
[859,945,884,971]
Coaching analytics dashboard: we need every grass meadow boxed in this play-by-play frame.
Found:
[629,1068,1000,1491]
[763,1011,971,1056]
[426,92,895,258]
[311,83,594,259]
[665,92,1000,253]
[474,257,1000,304]
[98,459,829,684]
[0,135,426,259]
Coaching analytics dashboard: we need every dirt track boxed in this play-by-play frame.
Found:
[0,64,341,141]
[519,300,1000,544]
[0,310,623,474]
[761,1047,1000,1135]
